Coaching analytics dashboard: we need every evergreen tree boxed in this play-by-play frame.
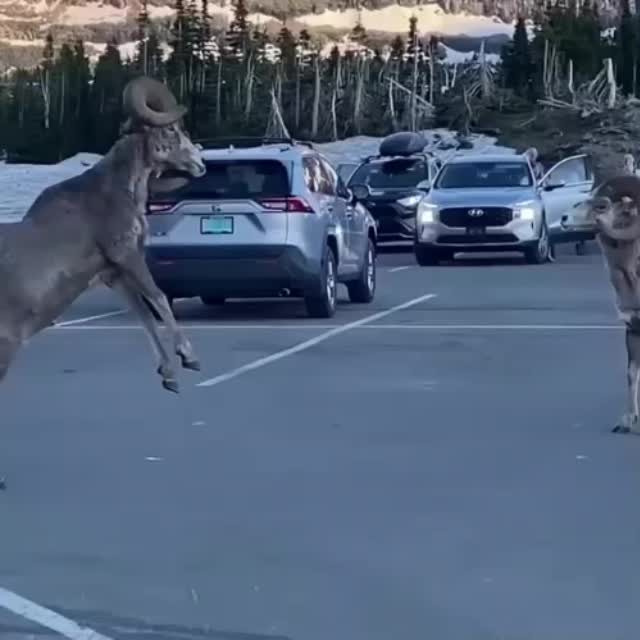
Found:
[226,0,250,58]
[90,39,125,153]
[390,34,405,62]
[618,0,635,95]
[501,16,534,97]
[351,19,367,46]
[407,15,419,60]
[277,23,297,69]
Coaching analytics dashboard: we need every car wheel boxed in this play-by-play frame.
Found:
[524,218,550,264]
[201,296,226,306]
[414,244,440,266]
[305,244,337,318]
[347,237,376,303]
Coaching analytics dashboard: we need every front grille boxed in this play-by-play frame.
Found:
[439,206,513,228]
[438,233,519,245]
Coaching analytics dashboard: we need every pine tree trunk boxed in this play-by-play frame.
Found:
[311,55,320,138]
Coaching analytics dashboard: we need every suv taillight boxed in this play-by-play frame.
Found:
[258,197,314,213]
[147,202,176,214]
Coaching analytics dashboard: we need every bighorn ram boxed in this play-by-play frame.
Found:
[3,75,205,394]
[564,174,640,434]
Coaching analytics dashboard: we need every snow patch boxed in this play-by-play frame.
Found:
[440,44,500,65]
[0,153,101,222]
[316,129,515,167]
[0,133,514,221]
[297,5,514,38]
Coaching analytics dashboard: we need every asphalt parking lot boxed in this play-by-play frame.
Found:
[2,244,640,640]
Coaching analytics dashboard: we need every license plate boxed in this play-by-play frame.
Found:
[201,216,233,234]
[467,226,485,235]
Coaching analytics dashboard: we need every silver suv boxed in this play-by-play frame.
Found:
[144,138,378,318]
[414,152,594,265]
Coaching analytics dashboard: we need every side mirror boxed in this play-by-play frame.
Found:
[416,179,431,192]
[350,184,370,201]
[336,179,350,200]
[345,188,354,204]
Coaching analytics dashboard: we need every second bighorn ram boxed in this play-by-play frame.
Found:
[564,174,640,434]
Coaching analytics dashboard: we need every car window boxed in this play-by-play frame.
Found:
[337,163,359,184]
[546,157,588,185]
[349,158,430,189]
[149,160,290,200]
[317,157,337,196]
[303,156,325,194]
[434,160,533,189]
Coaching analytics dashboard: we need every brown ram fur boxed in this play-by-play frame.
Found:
[566,174,640,434]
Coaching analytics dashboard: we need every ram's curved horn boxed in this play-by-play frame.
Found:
[592,175,640,203]
[122,76,187,128]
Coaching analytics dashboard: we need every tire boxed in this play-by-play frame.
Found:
[305,244,338,318]
[415,244,441,266]
[201,296,226,306]
[347,237,376,303]
[524,218,550,264]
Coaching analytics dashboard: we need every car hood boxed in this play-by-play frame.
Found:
[427,187,537,208]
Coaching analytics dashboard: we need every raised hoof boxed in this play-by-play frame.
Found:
[613,425,630,434]
[162,379,180,394]
[181,358,201,372]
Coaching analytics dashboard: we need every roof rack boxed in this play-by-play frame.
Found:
[194,136,314,150]
[359,149,435,164]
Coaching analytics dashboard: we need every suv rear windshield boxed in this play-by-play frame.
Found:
[348,158,429,189]
[435,160,533,189]
[149,159,290,200]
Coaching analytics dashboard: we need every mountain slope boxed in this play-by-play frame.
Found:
[0,0,616,70]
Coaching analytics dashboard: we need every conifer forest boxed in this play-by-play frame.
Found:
[1,0,638,163]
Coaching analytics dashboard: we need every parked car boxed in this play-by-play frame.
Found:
[344,131,443,243]
[144,137,378,318]
[413,152,595,265]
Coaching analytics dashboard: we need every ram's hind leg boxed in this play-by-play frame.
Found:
[614,323,640,435]
[0,334,20,491]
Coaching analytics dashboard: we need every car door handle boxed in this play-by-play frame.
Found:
[346,211,354,219]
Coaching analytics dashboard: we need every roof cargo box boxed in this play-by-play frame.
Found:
[379,131,427,157]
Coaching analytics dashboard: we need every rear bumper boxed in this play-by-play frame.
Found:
[145,244,322,298]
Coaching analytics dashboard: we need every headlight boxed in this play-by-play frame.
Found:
[417,200,438,224]
[397,193,423,208]
[513,201,539,221]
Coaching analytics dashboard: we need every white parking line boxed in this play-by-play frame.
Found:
[0,586,114,640]
[51,323,622,331]
[197,293,438,388]
[54,309,128,327]
[389,266,410,273]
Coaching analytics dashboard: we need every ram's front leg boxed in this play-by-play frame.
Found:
[614,326,640,434]
[115,251,200,374]
[110,276,180,393]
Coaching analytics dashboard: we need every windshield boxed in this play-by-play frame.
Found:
[349,158,429,189]
[149,159,290,200]
[435,160,533,189]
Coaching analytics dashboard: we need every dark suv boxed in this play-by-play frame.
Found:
[343,132,442,243]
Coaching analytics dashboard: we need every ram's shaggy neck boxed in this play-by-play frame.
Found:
[97,134,153,213]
